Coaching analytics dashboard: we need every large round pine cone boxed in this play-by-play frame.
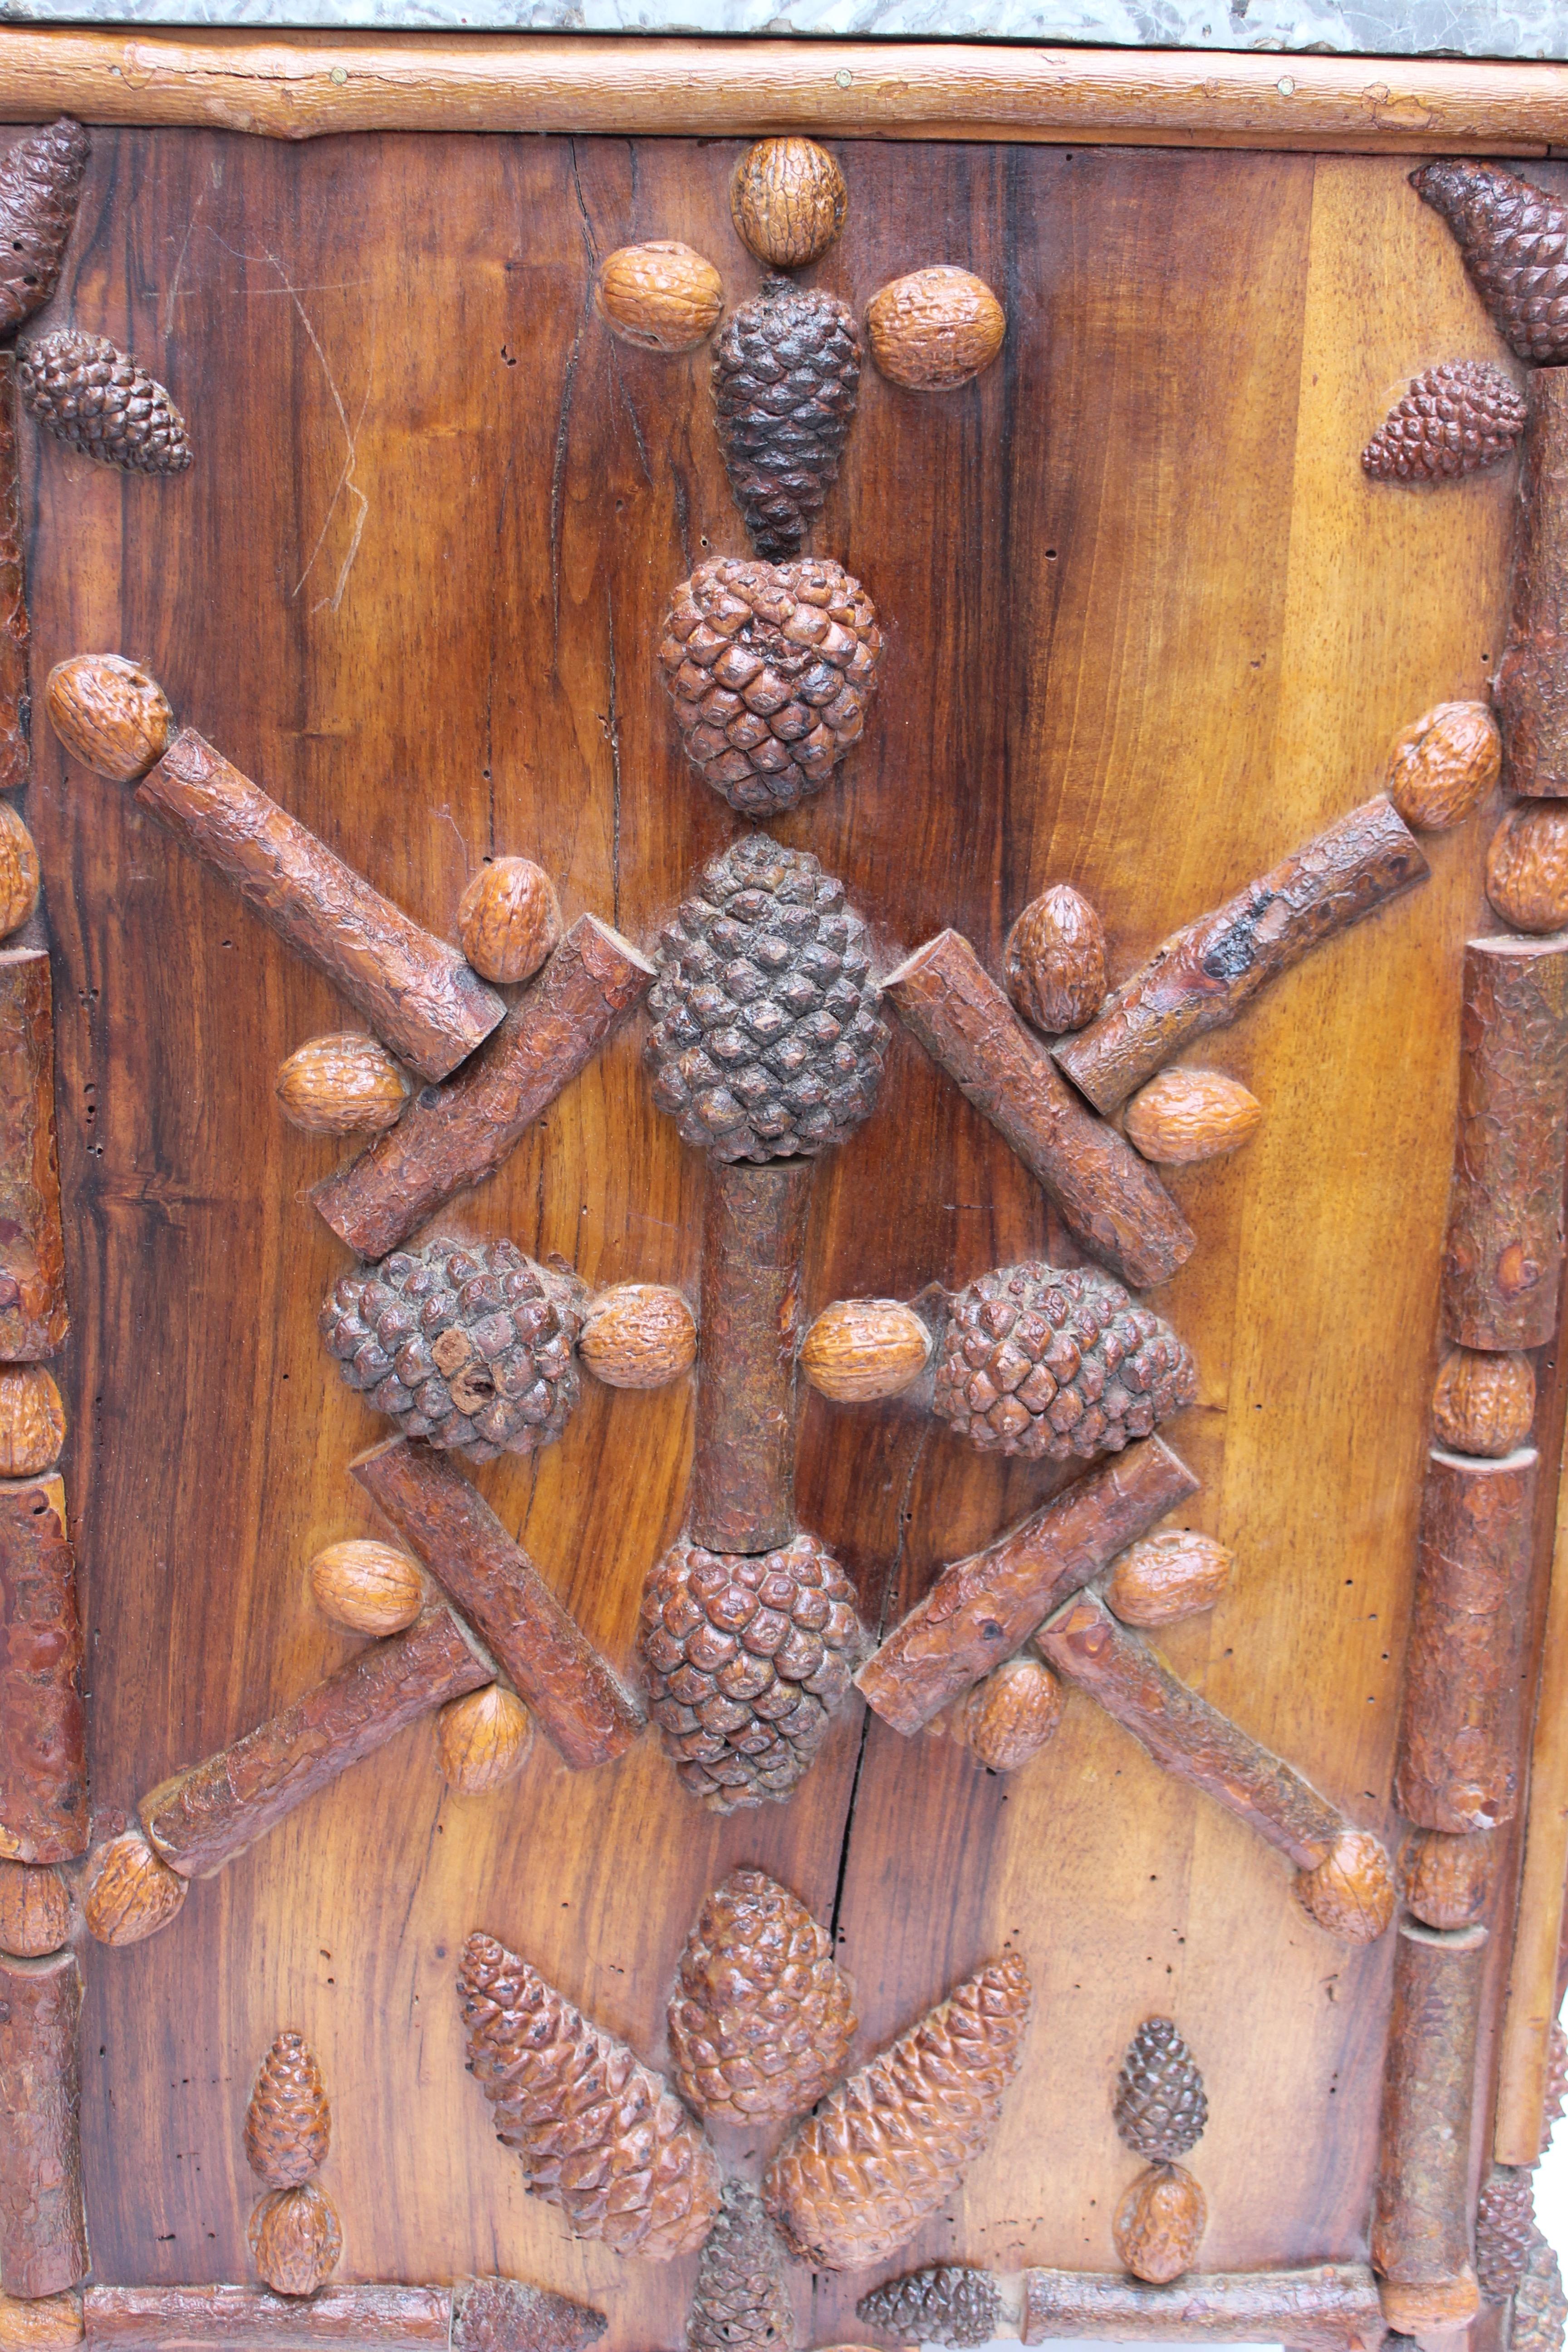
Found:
[931,1263,1196,1463]
[1511,2226,1568,2352]
[1113,2018,1208,2163]
[857,2266,1002,2349]
[668,1867,858,2125]
[713,278,860,560]
[1361,360,1525,482]
[763,1954,1032,2271]
[1412,162,1568,363]
[640,1536,866,1813]
[687,2183,798,2352]
[457,1932,720,2262]
[18,329,191,474]
[1477,2168,1538,2305]
[644,835,888,1163]
[0,120,88,338]
[244,2031,330,2188]
[320,1237,583,1464]
[659,559,882,817]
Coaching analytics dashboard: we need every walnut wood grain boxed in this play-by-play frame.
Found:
[882,931,1194,1289]
[689,1160,813,1556]
[1496,1460,1568,2162]
[81,2288,452,2349]
[0,953,66,1363]
[132,730,505,1084]
[1495,372,1568,799]
[1370,1921,1486,2331]
[1019,2264,1387,2347]
[350,1437,642,1769]
[1054,798,1428,1114]
[0,360,28,797]
[857,1437,1200,1735]
[137,1603,492,1877]
[0,1948,87,2298]
[1442,936,1568,1352]
[310,916,656,1258]
[0,1475,84,1866]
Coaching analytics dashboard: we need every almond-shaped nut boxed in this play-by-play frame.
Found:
[0,1857,72,1957]
[45,652,172,781]
[0,1365,65,1477]
[1402,1828,1493,1931]
[275,1034,411,1137]
[1113,2164,1206,2285]
[1486,803,1568,933]
[731,137,847,269]
[1386,700,1501,831]
[457,857,563,985]
[0,800,39,939]
[436,1684,534,1794]
[248,2183,343,2298]
[1123,1069,1262,1166]
[865,266,1006,392]
[1292,1828,1396,1944]
[595,242,724,354]
[799,1298,933,1402]
[1105,1530,1233,1627]
[308,1539,424,1636]
[1004,882,1107,1034]
[578,1282,696,1389]
[82,1829,188,1947]
[1432,1347,1535,1457]
[949,1654,1064,1771]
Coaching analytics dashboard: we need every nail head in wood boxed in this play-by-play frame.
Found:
[577,1283,696,1390]
[1122,1070,1262,1166]
[730,137,847,268]
[866,266,1006,391]
[44,655,172,783]
[594,242,723,352]
[799,1298,932,1403]
[80,1830,186,1947]
[1004,883,1107,1036]
[307,1539,424,1638]
[1431,1346,1535,1456]
[0,1859,70,1958]
[275,1035,411,1137]
[0,1368,64,1480]
[1104,1531,1234,1627]
[435,1685,533,1794]
[1386,700,1501,831]
[456,858,563,986]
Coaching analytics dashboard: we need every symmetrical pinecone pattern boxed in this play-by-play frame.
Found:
[1361,360,1526,482]
[451,2278,606,2352]
[320,1237,583,1463]
[857,2265,1003,2349]
[0,119,88,338]
[667,1867,858,2124]
[640,1536,866,1813]
[18,329,191,473]
[644,836,888,1163]
[713,278,860,560]
[456,1932,721,2262]
[931,1263,1197,1463]
[762,1954,1032,2271]
[1512,2226,1568,2352]
[1113,2019,1208,2162]
[243,2031,330,2188]
[659,559,882,816]
[687,2184,798,2352]
[1476,2167,1537,2304]
[1412,161,1568,363]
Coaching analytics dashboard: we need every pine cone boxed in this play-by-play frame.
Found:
[640,1536,866,1813]
[0,120,88,338]
[18,329,191,473]
[763,1954,1032,2272]
[857,2266,1003,2348]
[713,278,860,560]
[320,1236,583,1463]
[244,2031,330,2188]
[1113,2019,1208,2163]
[456,1932,720,2262]
[451,2278,606,2352]
[1476,2166,1536,2304]
[644,835,888,1163]
[688,2184,798,2352]
[931,1263,1196,1463]
[1511,2226,1568,2352]
[1412,161,1568,363]
[1362,360,1525,482]
[659,559,882,817]
[1546,2019,1568,2142]
[668,1867,858,2124]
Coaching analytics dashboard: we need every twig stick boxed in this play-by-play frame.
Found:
[0,1475,84,1864]
[1019,2264,1387,2348]
[689,1161,814,1555]
[0,358,27,794]
[0,951,66,1362]
[1495,370,1568,798]
[0,1948,87,2298]
[1370,1921,1485,2332]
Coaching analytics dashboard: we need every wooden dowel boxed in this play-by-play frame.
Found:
[351,1437,642,1769]
[131,728,505,1084]
[0,952,67,1363]
[689,1160,814,1555]
[137,1602,491,1877]
[1393,1446,1539,1835]
[1053,797,1428,1115]
[1496,372,1568,798]
[1019,2264,1387,2347]
[1442,936,1568,1352]
[882,931,1194,1292]
[0,359,27,795]
[0,1948,87,2298]
[310,915,656,1259]
[1370,1921,1485,2332]
[856,1436,1199,1735]
[0,1475,84,1865]
[80,2288,453,2350]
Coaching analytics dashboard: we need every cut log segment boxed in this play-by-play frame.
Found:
[1496,371,1568,798]
[1496,1457,1568,2164]
[1371,1921,1487,2331]
[80,2288,452,2350]
[0,358,28,796]
[0,1948,87,2298]
[1053,797,1428,1114]
[0,951,67,1362]
[0,1474,84,1864]
[1019,2264,1387,2347]
[690,1160,814,1555]
[310,915,656,1259]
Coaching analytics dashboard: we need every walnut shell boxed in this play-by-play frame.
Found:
[1402,1828,1493,1931]
[865,267,1005,393]
[275,1033,411,1137]
[595,242,724,353]
[0,1365,66,1477]
[1004,883,1107,1035]
[0,800,39,939]
[1113,2164,1206,2285]
[436,1684,534,1794]
[45,652,172,781]
[308,1539,424,1636]
[1105,1530,1234,1627]
[578,1282,696,1389]
[0,1858,71,1958]
[248,2183,342,2298]
[1123,1069,1262,1166]
[949,1654,1064,1771]
[1386,700,1501,831]
[1486,803,1568,933]
[1432,1347,1536,1457]
[0,2291,84,2351]
[457,857,563,985]
[800,1298,932,1402]
[1292,1829,1395,1944]
[731,138,847,269]
[82,1829,188,1947]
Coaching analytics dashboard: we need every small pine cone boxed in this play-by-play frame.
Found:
[763,1953,1032,2271]
[320,1235,583,1463]
[248,2183,342,2297]
[668,1867,858,2125]
[640,1536,866,1814]
[1476,2167,1537,2304]
[0,120,89,337]
[713,278,860,559]
[931,1262,1196,1464]
[457,1932,720,2261]
[658,558,882,818]
[1113,2163,1206,2285]
[451,2278,606,2352]
[687,2184,798,2352]
[1545,2019,1568,2142]
[1113,2019,1208,2163]
[19,329,191,475]
[1510,2226,1568,2352]
[244,2031,330,2187]
[857,2265,1002,2349]
[1412,162,1568,363]
[1361,360,1525,482]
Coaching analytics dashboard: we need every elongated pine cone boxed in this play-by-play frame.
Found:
[19,328,191,473]
[1412,162,1568,363]
[244,2031,330,2187]
[457,1932,721,2262]
[857,2265,1003,2348]
[451,2278,607,2352]
[1511,2226,1568,2352]
[1477,2167,1537,2304]
[1361,360,1525,482]
[668,1867,858,2124]
[645,835,888,1163]
[763,1953,1032,2271]
[320,1236,583,1463]
[640,1536,866,1813]
[1113,2018,1208,2163]
[713,278,860,560]
[688,2183,798,2352]
[0,120,88,337]
[931,1263,1196,1463]
[659,558,882,816]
